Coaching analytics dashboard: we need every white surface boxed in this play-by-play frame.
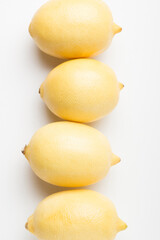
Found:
[1,0,160,239]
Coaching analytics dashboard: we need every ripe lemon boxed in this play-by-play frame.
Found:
[29,0,122,59]
[22,121,120,187]
[26,190,127,240]
[40,59,124,123]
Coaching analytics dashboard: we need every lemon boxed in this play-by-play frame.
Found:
[29,0,122,59]
[40,59,123,123]
[22,121,120,187]
[26,190,127,240]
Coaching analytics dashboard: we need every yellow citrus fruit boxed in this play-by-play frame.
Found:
[26,190,127,240]
[29,0,122,59]
[40,59,124,123]
[22,121,120,187]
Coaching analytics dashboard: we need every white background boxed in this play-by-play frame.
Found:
[1,0,160,239]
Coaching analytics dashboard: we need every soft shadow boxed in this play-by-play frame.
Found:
[35,45,66,71]
[87,114,113,133]
[22,156,113,201]
[28,167,112,199]
[40,101,114,133]
[29,170,90,199]
[87,174,112,194]
[30,170,85,199]
[40,103,62,124]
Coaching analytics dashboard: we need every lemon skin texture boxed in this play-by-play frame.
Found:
[23,121,120,187]
[40,59,124,123]
[29,0,122,59]
[26,190,127,240]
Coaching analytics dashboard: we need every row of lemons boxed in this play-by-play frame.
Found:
[23,0,127,239]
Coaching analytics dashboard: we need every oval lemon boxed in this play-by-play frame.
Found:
[22,121,120,187]
[26,190,127,240]
[40,59,124,123]
[29,0,122,59]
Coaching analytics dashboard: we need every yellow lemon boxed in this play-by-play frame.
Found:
[26,190,127,240]
[29,0,122,59]
[40,59,124,123]
[22,121,120,187]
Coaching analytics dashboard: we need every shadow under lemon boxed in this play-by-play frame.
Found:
[29,42,66,72]
[39,100,112,128]
[28,165,113,200]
